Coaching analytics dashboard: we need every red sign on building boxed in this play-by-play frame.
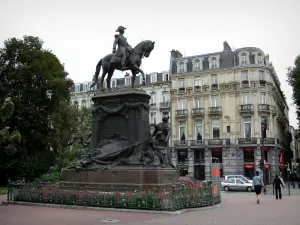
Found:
[244,164,255,169]
[279,151,284,165]
[265,164,271,169]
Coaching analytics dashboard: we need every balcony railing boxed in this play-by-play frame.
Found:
[150,103,156,108]
[178,87,186,94]
[190,140,206,147]
[258,104,272,113]
[263,138,276,145]
[176,109,188,118]
[173,140,188,147]
[211,84,218,90]
[208,139,223,145]
[192,108,204,117]
[239,104,254,114]
[194,86,201,92]
[208,107,222,115]
[238,138,257,144]
[160,102,171,109]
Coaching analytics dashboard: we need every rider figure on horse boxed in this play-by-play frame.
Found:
[112,26,133,71]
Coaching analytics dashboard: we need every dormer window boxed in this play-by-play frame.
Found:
[194,59,201,71]
[75,84,80,92]
[241,53,247,65]
[258,53,263,64]
[179,62,184,73]
[211,57,217,69]
[208,55,220,69]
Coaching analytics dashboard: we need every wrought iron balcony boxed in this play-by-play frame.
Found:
[190,140,206,147]
[211,84,218,90]
[238,138,257,145]
[208,107,222,116]
[160,102,171,110]
[208,139,223,145]
[192,108,204,117]
[239,104,254,114]
[173,140,188,147]
[178,87,186,94]
[176,109,188,118]
[194,85,201,92]
[263,138,276,145]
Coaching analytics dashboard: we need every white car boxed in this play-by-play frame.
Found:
[224,175,252,184]
[221,178,253,192]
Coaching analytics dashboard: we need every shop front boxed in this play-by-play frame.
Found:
[177,149,188,176]
[244,163,255,178]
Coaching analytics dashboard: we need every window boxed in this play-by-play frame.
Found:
[211,95,219,107]
[75,85,80,93]
[163,73,169,81]
[211,57,217,69]
[150,73,157,83]
[212,149,222,164]
[83,84,88,92]
[150,112,156,124]
[241,53,247,64]
[194,59,201,71]
[227,126,231,133]
[236,179,244,184]
[162,92,169,102]
[211,75,218,84]
[258,53,263,64]
[242,93,251,104]
[178,150,187,163]
[264,150,269,162]
[194,150,205,163]
[259,70,265,80]
[195,97,202,108]
[150,92,156,105]
[179,62,184,73]
[179,78,185,88]
[260,92,267,104]
[179,121,186,140]
[241,70,248,81]
[261,116,268,138]
[179,98,186,109]
[194,77,202,86]
[244,117,252,138]
[227,179,235,184]
[195,120,203,140]
[212,119,220,139]
[125,77,131,86]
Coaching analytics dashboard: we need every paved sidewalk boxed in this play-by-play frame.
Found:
[1,193,300,225]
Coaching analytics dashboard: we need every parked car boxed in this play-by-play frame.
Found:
[221,178,253,192]
[178,176,204,187]
[224,175,252,184]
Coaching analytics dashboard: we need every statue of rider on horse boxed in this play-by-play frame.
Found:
[90,26,155,89]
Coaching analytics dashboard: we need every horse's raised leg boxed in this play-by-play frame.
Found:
[132,66,146,85]
[106,67,115,90]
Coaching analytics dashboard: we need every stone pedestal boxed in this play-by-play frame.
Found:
[61,166,179,188]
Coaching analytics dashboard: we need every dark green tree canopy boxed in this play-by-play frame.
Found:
[0,36,73,183]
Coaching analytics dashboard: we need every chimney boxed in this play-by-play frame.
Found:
[170,49,183,58]
[223,41,232,51]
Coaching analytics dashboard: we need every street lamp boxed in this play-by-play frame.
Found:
[260,118,268,195]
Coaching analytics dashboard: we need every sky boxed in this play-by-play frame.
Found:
[1,0,299,127]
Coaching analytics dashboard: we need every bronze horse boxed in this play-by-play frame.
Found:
[91,40,155,89]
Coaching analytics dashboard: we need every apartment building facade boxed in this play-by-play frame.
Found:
[289,126,300,173]
[169,42,290,183]
[70,71,171,127]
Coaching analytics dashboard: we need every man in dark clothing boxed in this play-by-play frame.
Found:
[273,175,284,200]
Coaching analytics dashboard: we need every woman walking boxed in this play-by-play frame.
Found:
[252,171,265,204]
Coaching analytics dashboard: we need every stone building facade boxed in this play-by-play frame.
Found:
[70,71,171,128]
[169,42,290,183]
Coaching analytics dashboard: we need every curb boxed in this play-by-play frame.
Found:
[1,201,221,215]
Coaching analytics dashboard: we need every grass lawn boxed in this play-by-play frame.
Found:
[0,187,7,195]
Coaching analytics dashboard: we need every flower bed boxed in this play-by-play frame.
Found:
[7,182,220,211]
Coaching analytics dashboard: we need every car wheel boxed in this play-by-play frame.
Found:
[247,186,252,192]
[224,186,229,191]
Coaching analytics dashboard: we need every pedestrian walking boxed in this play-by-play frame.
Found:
[273,175,284,200]
[252,171,265,204]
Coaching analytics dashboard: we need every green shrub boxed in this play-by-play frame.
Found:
[40,172,62,181]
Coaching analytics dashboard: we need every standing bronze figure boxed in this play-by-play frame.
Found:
[91,26,155,89]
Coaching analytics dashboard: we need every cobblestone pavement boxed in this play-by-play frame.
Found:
[1,193,300,225]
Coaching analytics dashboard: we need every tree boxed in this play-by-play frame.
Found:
[287,55,300,128]
[0,36,73,183]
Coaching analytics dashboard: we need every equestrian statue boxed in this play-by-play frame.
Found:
[90,26,155,89]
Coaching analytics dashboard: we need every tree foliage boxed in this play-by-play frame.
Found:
[0,36,74,184]
[287,55,300,128]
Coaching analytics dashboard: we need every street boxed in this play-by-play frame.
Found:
[1,191,300,225]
